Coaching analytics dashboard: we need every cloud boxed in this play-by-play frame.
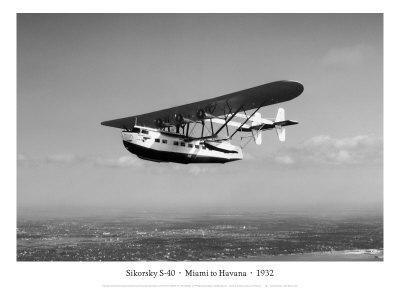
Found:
[19,135,382,170]
[274,155,295,165]
[94,156,144,168]
[244,153,256,161]
[17,154,27,161]
[18,153,144,168]
[17,154,41,167]
[274,135,382,166]
[46,153,81,164]
[321,44,375,66]
[187,165,216,176]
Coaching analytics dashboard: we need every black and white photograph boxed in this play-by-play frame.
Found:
[17,13,383,262]
[4,2,397,298]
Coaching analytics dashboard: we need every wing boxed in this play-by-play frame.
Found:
[101,80,304,130]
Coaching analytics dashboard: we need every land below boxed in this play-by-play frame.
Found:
[17,212,383,261]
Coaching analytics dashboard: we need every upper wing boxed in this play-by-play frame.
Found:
[101,80,304,130]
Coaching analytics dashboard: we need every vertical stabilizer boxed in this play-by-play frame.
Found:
[275,108,286,141]
[251,112,263,145]
[275,108,285,122]
[254,131,262,145]
[275,125,286,141]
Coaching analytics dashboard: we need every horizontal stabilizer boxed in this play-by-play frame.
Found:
[274,120,299,126]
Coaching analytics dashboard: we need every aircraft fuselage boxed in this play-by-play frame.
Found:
[121,126,243,164]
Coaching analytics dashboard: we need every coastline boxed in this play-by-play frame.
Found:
[224,249,384,261]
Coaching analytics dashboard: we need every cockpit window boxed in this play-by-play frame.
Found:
[131,127,140,133]
[142,129,149,134]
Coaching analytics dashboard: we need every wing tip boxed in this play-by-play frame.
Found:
[270,80,304,100]
[101,120,119,128]
[281,79,304,89]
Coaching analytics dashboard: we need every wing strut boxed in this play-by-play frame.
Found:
[229,103,264,139]
[213,104,244,137]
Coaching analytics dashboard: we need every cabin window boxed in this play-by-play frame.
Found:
[162,139,168,144]
[202,145,206,149]
[195,145,199,149]
[142,129,149,134]
[173,141,179,146]
[155,139,160,143]
[180,142,185,146]
[188,144,193,148]
[131,127,140,133]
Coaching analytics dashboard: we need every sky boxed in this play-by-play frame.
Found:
[17,14,383,217]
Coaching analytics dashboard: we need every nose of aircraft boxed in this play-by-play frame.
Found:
[121,132,132,141]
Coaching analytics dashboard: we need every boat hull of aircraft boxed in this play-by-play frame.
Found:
[123,140,241,164]
[121,129,243,164]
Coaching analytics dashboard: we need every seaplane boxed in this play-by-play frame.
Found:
[101,80,304,164]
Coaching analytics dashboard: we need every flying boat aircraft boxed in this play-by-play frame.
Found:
[101,80,303,164]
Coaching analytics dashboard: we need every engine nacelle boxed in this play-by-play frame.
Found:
[175,114,194,124]
[154,119,171,128]
[197,109,214,119]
